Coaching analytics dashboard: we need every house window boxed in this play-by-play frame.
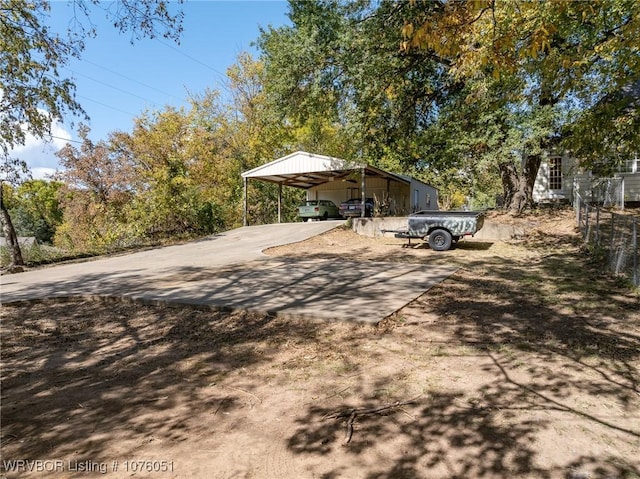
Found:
[413,189,419,210]
[616,155,638,174]
[549,157,562,190]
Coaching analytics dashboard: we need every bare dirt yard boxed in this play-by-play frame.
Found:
[1,208,639,479]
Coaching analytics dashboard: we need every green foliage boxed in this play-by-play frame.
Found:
[401,0,640,177]
[256,1,527,206]
[1,0,83,162]
[1,0,183,265]
[54,125,135,251]
[1,0,183,162]
[48,52,315,253]
[245,182,305,225]
[1,180,63,244]
[53,73,301,251]
[402,0,640,92]
[256,0,639,211]
[3,0,638,263]
[15,0,637,256]
[258,0,448,170]
[54,98,242,251]
[195,201,226,234]
[564,81,640,173]
[0,242,68,267]
[224,53,308,224]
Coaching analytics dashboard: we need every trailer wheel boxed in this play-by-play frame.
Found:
[428,229,452,251]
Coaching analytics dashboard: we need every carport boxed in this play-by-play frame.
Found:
[241,151,436,225]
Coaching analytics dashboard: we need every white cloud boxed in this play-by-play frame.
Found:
[9,120,73,181]
[31,167,58,180]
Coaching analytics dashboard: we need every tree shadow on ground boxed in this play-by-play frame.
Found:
[285,234,640,478]
[2,254,454,324]
[288,386,552,479]
[0,300,321,464]
[2,221,638,478]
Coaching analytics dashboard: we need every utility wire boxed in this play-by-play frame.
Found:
[80,58,182,101]
[49,135,83,144]
[69,69,157,104]
[154,36,227,80]
[77,95,138,116]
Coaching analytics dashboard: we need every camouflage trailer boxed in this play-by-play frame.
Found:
[385,211,485,251]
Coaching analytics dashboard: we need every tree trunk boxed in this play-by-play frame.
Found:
[0,185,25,269]
[499,154,542,213]
[521,153,542,205]
[499,161,519,207]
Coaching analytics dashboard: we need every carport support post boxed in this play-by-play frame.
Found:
[243,177,248,227]
[361,167,366,218]
[278,183,282,223]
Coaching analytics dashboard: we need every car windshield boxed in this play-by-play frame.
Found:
[302,201,319,206]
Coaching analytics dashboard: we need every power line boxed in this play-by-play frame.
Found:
[69,69,157,104]
[80,59,182,101]
[77,95,138,116]
[155,36,227,80]
[63,35,230,118]
[49,135,83,144]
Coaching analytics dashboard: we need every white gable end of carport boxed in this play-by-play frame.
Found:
[242,151,363,178]
[241,151,437,225]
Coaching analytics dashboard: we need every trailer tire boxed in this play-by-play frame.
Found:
[428,229,452,251]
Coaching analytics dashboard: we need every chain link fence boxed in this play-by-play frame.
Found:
[575,192,639,286]
[573,176,625,209]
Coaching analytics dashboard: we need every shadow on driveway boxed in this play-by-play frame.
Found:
[3,258,457,323]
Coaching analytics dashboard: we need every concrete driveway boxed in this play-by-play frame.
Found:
[1,221,456,323]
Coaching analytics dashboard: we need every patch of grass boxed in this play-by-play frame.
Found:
[0,243,67,267]
[0,243,106,269]
[429,345,450,357]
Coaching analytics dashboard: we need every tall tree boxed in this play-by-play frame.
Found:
[226,52,345,224]
[1,0,183,266]
[55,125,135,250]
[401,0,640,210]
[563,79,640,173]
[258,0,639,211]
[110,93,243,240]
[6,179,63,244]
[258,0,448,173]
[0,182,23,268]
[114,107,203,238]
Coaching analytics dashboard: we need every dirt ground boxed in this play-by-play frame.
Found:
[1,208,639,479]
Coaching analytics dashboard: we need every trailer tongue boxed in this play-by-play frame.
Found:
[382,210,485,251]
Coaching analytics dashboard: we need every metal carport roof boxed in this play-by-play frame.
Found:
[241,151,410,189]
[241,151,415,225]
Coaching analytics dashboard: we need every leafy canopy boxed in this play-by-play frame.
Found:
[0,0,183,176]
[401,0,640,169]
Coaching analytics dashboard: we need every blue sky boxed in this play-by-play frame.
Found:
[18,0,290,179]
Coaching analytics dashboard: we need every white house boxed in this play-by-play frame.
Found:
[241,151,438,224]
[535,80,640,207]
[533,153,640,208]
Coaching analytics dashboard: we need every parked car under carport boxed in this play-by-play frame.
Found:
[298,200,341,220]
[339,198,374,218]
